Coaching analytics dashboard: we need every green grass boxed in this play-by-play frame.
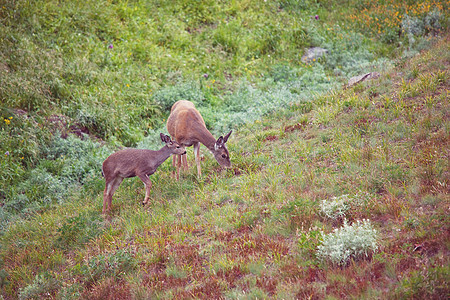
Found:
[1,0,449,298]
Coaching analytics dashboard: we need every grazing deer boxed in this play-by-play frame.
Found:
[167,100,232,179]
[101,133,186,214]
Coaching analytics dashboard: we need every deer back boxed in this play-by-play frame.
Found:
[102,149,160,179]
[167,100,212,147]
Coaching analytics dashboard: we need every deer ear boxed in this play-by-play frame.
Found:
[160,133,170,143]
[223,130,232,143]
[215,136,224,150]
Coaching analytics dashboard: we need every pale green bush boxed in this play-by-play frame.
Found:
[402,15,424,48]
[3,134,110,220]
[317,219,378,265]
[320,194,351,220]
[152,81,205,111]
[320,192,371,220]
[214,80,316,133]
[424,8,443,32]
[44,134,108,184]
[402,9,444,52]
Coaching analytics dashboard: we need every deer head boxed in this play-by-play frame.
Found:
[160,133,187,155]
[213,130,232,168]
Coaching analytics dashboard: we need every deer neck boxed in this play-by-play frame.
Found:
[153,146,172,167]
[196,127,217,153]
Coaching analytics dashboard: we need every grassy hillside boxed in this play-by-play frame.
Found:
[0,0,449,298]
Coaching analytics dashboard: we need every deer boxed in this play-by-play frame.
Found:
[166,100,232,179]
[101,133,186,214]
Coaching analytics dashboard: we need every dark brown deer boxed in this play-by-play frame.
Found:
[167,100,232,179]
[102,133,186,214]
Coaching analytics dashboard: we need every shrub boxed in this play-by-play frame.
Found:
[268,63,299,83]
[45,133,99,160]
[10,167,69,211]
[297,229,322,257]
[320,195,351,220]
[319,193,371,220]
[18,272,60,300]
[318,30,391,78]
[317,219,378,265]
[71,105,111,140]
[424,8,443,32]
[0,111,48,201]
[3,134,110,219]
[393,265,449,299]
[0,206,13,233]
[402,8,445,51]
[402,15,425,47]
[344,0,447,49]
[152,81,205,112]
[58,283,82,300]
[215,80,311,133]
[43,134,108,184]
[71,250,137,287]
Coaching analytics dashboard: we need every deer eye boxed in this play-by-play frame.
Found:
[222,154,226,158]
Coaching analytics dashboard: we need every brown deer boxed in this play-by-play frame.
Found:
[101,133,186,214]
[167,100,232,179]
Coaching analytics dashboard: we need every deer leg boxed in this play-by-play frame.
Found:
[172,154,182,180]
[137,173,152,205]
[172,155,177,179]
[103,176,123,214]
[103,179,114,214]
[193,142,201,177]
[176,154,182,180]
[102,186,109,214]
[182,153,188,171]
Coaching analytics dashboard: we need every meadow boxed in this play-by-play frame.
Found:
[0,0,449,298]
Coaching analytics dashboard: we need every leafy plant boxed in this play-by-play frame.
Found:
[71,250,137,288]
[320,193,371,220]
[43,134,108,183]
[18,272,59,300]
[393,265,449,299]
[320,195,351,220]
[317,219,378,265]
